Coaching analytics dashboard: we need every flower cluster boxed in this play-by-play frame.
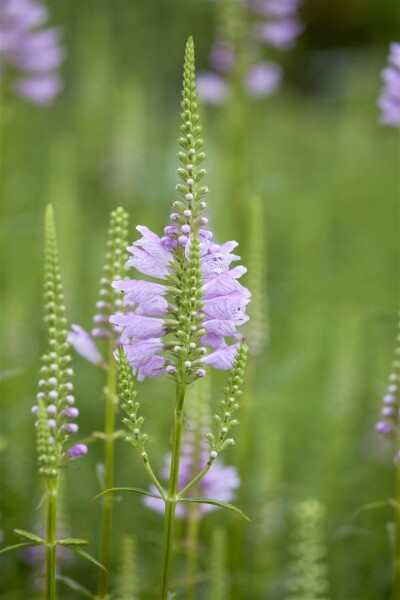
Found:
[111,38,250,381]
[0,0,65,105]
[375,334,400,458]
[32,206,86,477]
[197,0,303,104]
[68,207,129,367]
[378,42,400,128]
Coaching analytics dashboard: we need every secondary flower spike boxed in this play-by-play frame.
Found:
[110,39,251,381]
[33,205,87,475]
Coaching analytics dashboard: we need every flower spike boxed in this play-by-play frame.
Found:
[207,340,248,455]
[33,205,87,468]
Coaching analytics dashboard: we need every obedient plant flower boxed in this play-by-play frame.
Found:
[68,207,129,367]
[110,39,249,600]
[0,0,65,105]
[110,68,251,379]
[197,0,303,104]
[33,205,87,472]
[375,329,400,459]
[378,42,400,127]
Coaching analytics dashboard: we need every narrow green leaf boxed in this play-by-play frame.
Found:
[0,542,39,555]
[352,499,393,519]
[14,529,45,544]
[57,575,96,599]
[93,487,163,501]
[64,546,106,571]
[180,497,250,521]
[57,538,89,546]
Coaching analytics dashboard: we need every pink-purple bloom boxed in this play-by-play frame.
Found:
[378,43,400,128]
[198,0,303,103]
[0,0,65,105]
[67,324,104,366]
[111,223,250,380]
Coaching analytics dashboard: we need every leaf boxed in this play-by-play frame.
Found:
[56,575,96,599]
[0,542,39,555]
[167,592,177,600]
[64,546,106,571]
[93,487,163,501]
[14,529,45,544]
[351,499,393,519]
[57,538,89,546]
[180,497,250,521]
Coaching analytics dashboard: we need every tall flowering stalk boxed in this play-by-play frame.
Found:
[67,207,130,599]
[101,37,250,600]
[0,206,101,600]
[197,0,303,104]
[375,324,400,599]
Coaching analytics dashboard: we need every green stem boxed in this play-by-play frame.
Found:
[177,461,212,500]
[141,454,167,500]
[186,503,200,600]
[97,341,117,600]
[159,375,187,600]
[45,475,58,600]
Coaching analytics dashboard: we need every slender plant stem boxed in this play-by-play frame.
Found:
[142,456,167,499]
[45,475,58,600]
[97,340,117,600]
[393,439,400,600]
[186,503,200,600]
[159,374,187,600]
[178,462,211,499]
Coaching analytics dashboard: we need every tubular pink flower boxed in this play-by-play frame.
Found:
[112,221,250,379]
[67,324,104,366]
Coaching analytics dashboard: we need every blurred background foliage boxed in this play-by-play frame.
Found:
[0,0,399,598]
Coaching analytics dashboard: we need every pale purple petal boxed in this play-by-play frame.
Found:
[110,313,165,341]
[210,41,235,73]
[126,226,173,278]
[245,61,282,98]
[67,444,88,460]
[203,291,250,323]
[252,0,302,18]
[122,339,164,367]
[67,325,104,366]
[378,44,400,128]
[196,71,230,105]
[203,272,248,299]
[389,42,400,69]
[201,344,240,370]
[13,73,63,105]
[254,19,304,50]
